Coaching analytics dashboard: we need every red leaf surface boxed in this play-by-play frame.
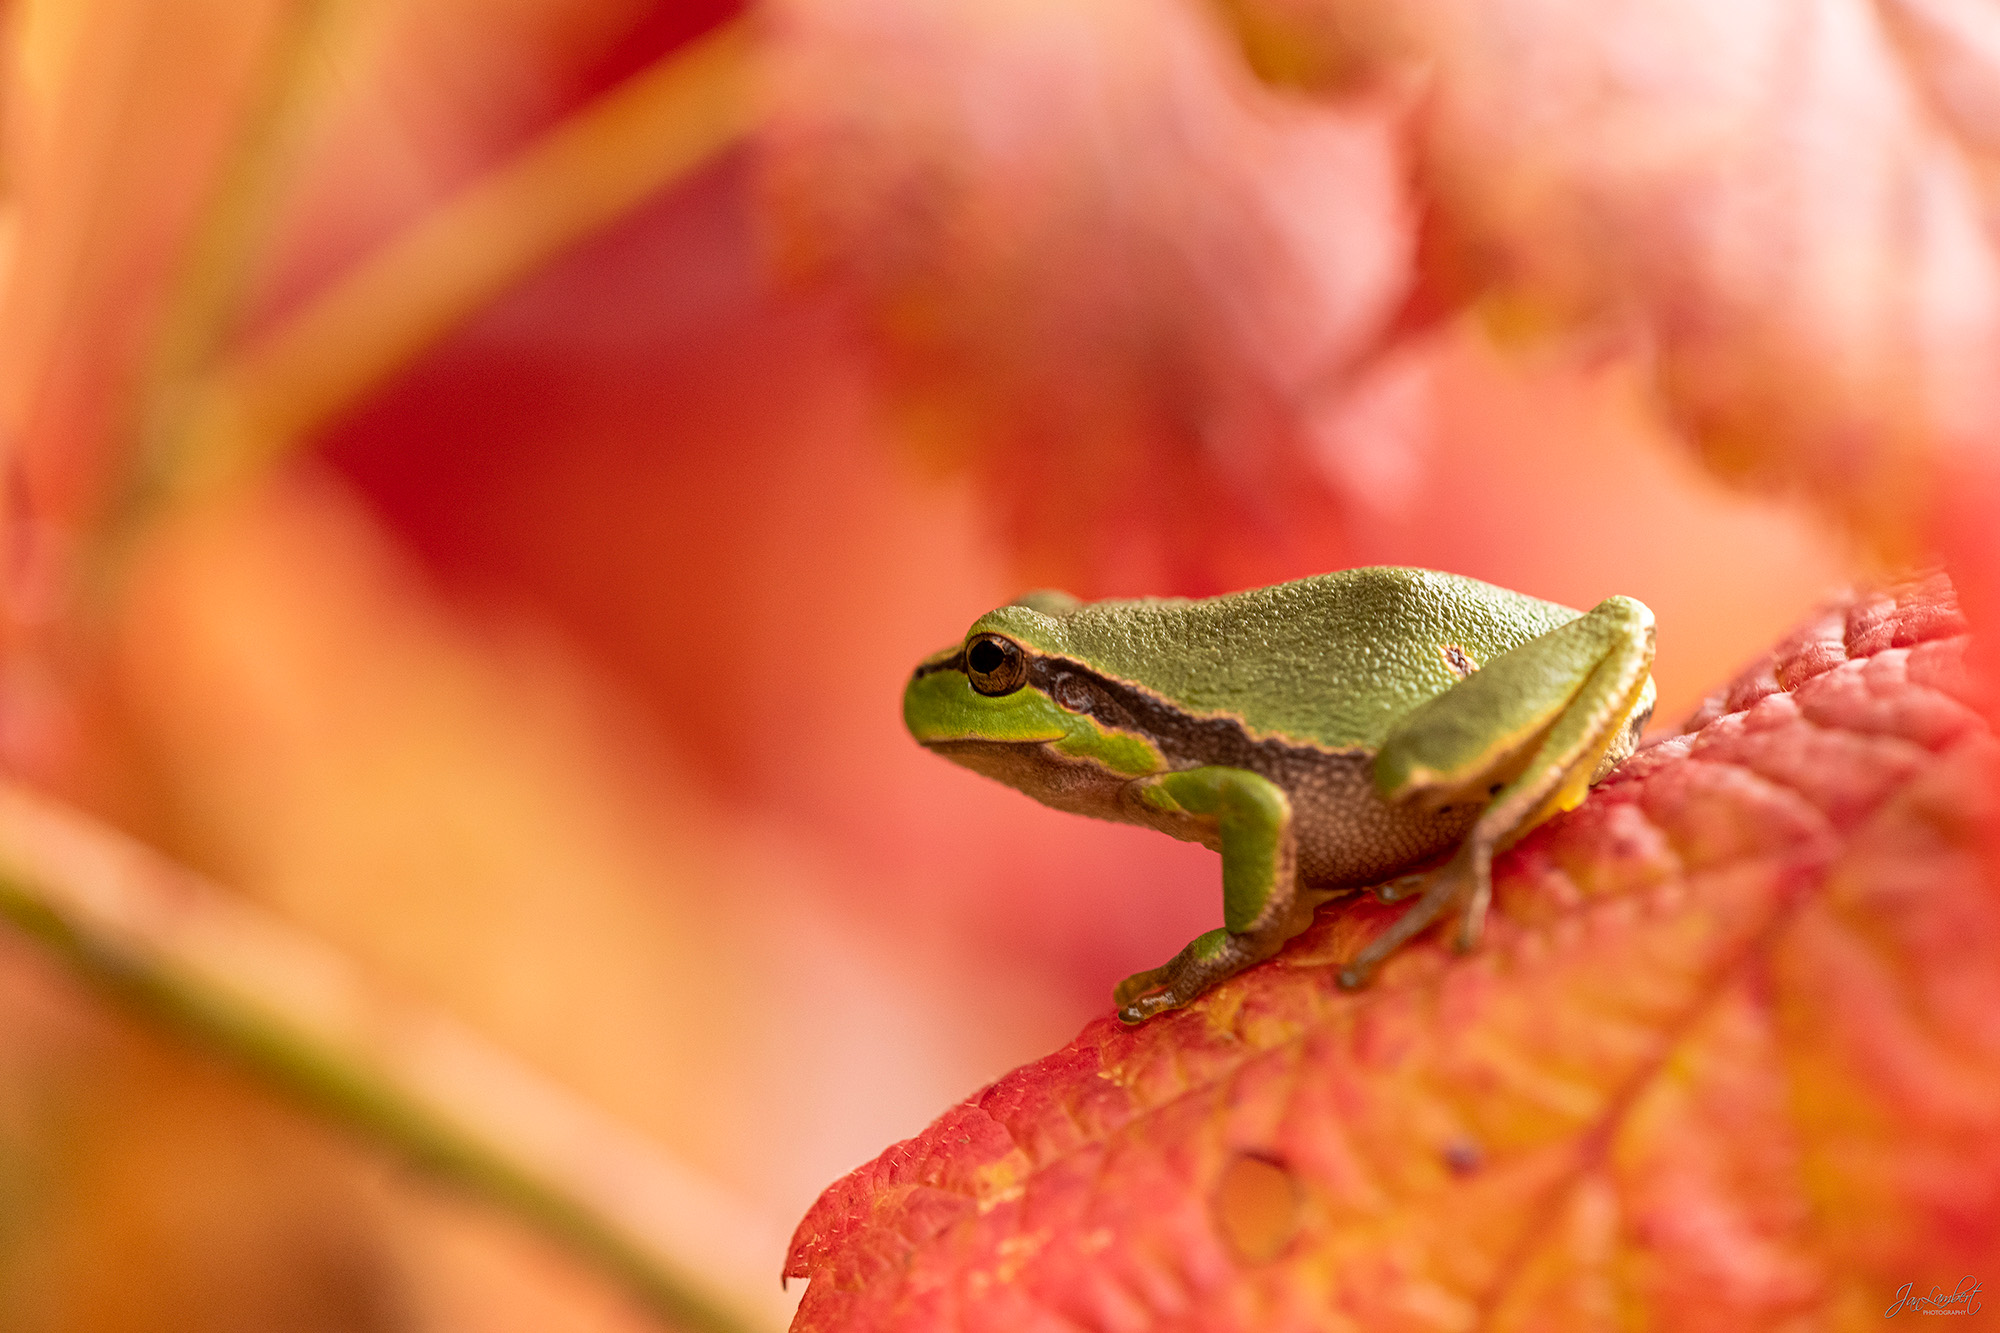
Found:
[785,572,2000,1330]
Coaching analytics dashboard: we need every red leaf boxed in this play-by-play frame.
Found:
[758,0,1415,592]
[786,571,2000,1330]
[1224,0,2000,564]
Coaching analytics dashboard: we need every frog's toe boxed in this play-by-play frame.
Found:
[1373,872,1426,904]
[1450,879,1493,953]
[1112,966,1169,1012]
[1115,989,1182,1026]
[1342,855,1477,987]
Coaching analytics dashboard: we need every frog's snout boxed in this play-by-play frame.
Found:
[903,649,966,744]
[902,671,935,743]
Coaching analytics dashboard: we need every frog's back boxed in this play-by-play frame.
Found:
[978,567,1580,751]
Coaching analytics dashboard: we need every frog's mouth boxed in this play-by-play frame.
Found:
[925,737,1047,774]
[925,738,1140,818]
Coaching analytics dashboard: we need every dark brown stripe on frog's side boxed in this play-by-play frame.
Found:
[910,642,1359,773]
[912,640,1366,799]
[1022,654,1364,776]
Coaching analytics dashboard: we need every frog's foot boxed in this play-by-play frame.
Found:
[1372,871,1427,904]
[1115,927,1277,1025]
[1111,964,1171,1015]
[1338,846,1489,990]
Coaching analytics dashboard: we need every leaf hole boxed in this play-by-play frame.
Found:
[1213,1152,1300,1263]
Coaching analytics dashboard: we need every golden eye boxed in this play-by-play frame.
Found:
[965,634,1027,696]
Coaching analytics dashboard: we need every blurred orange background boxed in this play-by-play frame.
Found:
[2,0,1952,1326]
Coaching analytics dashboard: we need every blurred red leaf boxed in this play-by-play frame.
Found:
[760,0,2000,607]
[758,0,1416,593]
[785,571,2000,1329]
[1220,0,2000,568]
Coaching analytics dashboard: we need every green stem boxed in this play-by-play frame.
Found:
[0,782,790,1333]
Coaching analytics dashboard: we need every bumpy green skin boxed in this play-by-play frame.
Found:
[966,568,1579,750]
[906,566,1657,1023]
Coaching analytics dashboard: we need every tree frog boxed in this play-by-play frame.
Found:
[905,567,1655,1023]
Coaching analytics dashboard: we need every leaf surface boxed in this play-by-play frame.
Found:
[786,572,2000,1330]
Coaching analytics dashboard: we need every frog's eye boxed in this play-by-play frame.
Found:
[965,634,1028,696]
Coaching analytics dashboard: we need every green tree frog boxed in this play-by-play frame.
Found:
[905,567,1655,1023]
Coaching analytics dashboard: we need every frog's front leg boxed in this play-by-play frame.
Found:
[1114,766,1311,1024]
[1340,596,1657,989]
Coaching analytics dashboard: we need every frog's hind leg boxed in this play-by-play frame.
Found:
[1337,842,1486,989]
[1340,596,1656,989]
[1115,766,1315,1024]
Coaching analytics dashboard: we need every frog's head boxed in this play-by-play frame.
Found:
[903,593,1164,783]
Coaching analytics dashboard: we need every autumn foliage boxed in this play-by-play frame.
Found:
[0,0,1996,1330]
